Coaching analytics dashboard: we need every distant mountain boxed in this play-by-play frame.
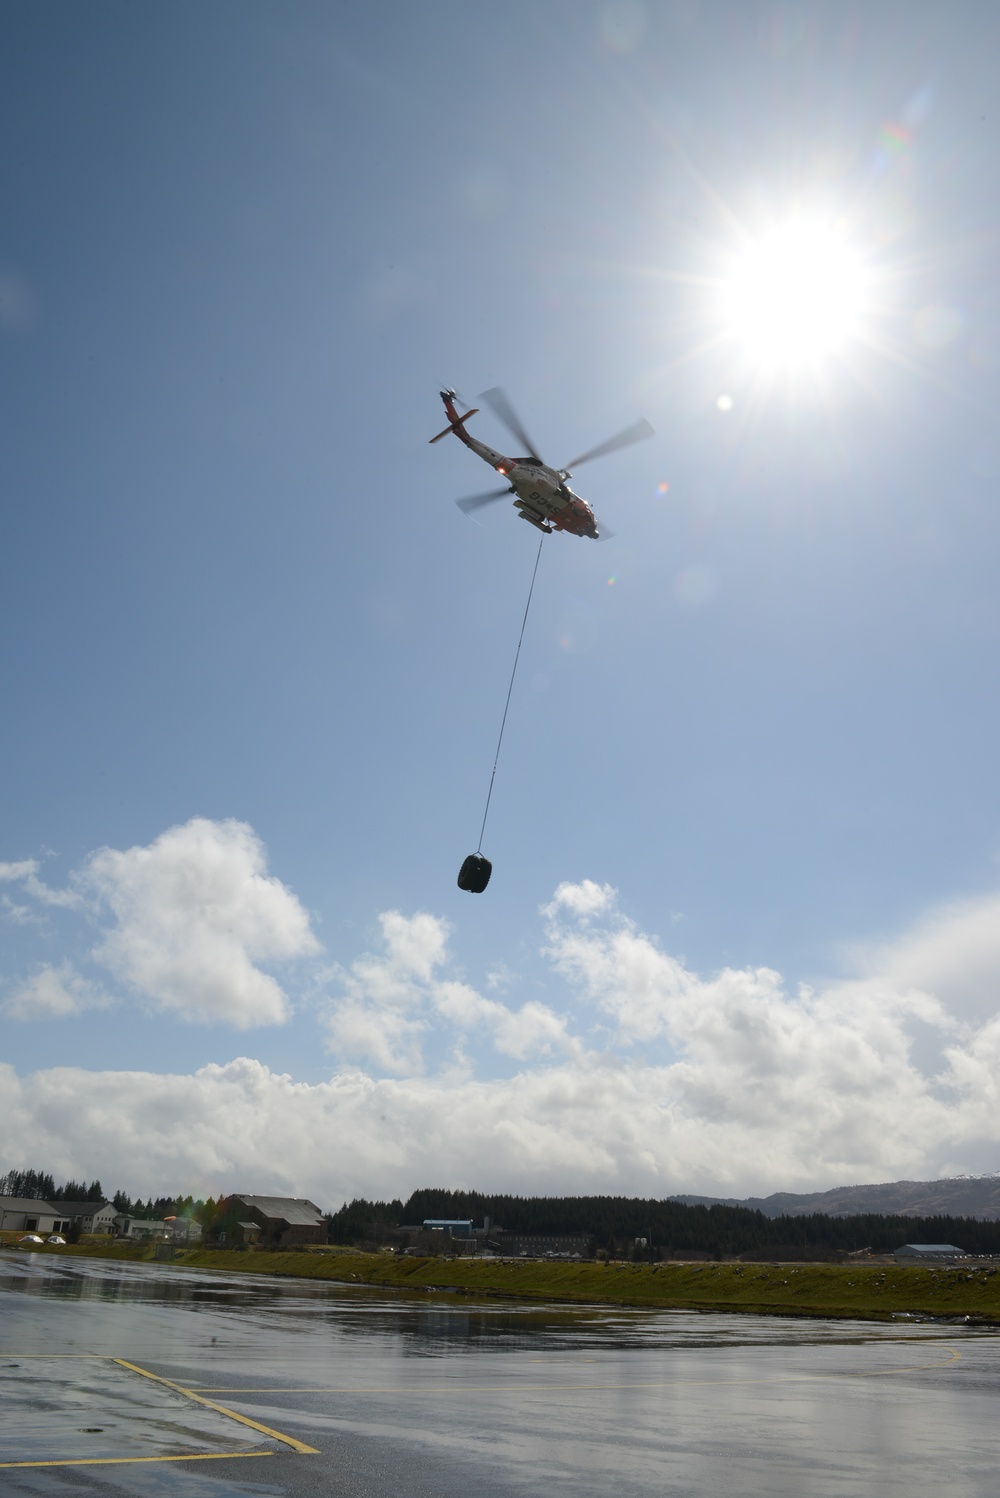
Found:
[670,1174,1000,1221]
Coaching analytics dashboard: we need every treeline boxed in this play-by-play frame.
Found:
[326,1198,403,1244]
[0,1169,105,1202]
[110,1190,203,1220]
[1,1166,209,1224]
[10,1165,1000,1257]
[327,1189,1000,1257]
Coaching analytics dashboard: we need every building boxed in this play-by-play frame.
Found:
[225,1195,327,1248]
[490,1232,591,1258]
[0,1198,70,1235]
[390,1219,476,1254]
[55,1200,118,1235]
[164,1217,202,1244]
[112,1215,203,1245]
[894,1243,967,1262]
[389,1218,592,1259]
[113,1216,174,1241]
[0,1195,116,1236]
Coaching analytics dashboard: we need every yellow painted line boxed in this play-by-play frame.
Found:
[114,1360,319,1455]
[0,1452,273,1470]
[847,1345,962,1375]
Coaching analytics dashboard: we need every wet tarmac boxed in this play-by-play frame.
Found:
[1,1253,998,1496]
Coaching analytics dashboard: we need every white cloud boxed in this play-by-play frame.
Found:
[0,858,81,909]
[84,818,319,1028]
[1,894,33,925]
[325,910,444,1072]
[327,1000,426,1076]
[432,981,573,1060]
[1,821,318,1027]
[848,892,1000,1024]
[544,879,615,920]
[4,876,1000,1201]
[326,910,571,1071]
[3,963,110,1020]
[344,910,448,1008]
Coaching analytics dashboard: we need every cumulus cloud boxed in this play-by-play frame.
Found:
[2,821,319,1026]
[82,818,320,1027]
[3,963,110,1020]
[325,910,571,1072]
[848,892,1000,1024]
[4,876,1000,1200]
[544,879,615,920]
[432,981,573,1061]
[0,1054,670,1203]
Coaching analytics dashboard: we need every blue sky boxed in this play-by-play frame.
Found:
[2,1,1000,1204]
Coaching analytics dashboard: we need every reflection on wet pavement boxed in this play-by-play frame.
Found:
[0,1356,274,1465]
[2,1253,999,1496]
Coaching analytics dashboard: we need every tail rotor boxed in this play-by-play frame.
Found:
[429,387,480,445]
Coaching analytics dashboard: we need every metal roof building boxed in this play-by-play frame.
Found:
[232,1195,325,1225]
[894,1243,966,1260]
[228,1195,327,1248]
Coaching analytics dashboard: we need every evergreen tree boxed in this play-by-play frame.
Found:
[0,1168,56,1200]
[54,1180,88,1201]
[326,1199,404,1245]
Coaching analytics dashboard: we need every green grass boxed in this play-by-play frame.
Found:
[10,1241,999,1321]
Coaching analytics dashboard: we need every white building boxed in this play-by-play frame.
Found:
[54,1199,117,1235]
[0,1198,71,1234]
[113,1216,171,1240]
[0,1195,115,1235]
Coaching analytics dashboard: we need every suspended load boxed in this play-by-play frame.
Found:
[457,853,492,893]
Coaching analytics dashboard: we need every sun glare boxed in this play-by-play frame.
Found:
[721,219,866,368]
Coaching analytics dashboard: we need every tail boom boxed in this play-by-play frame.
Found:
[429,391,479,444]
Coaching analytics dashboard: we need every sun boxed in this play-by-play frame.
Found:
[719,218,868,368]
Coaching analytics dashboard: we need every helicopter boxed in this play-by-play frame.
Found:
[430,386,654,540]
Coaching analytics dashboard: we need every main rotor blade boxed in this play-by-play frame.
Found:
[479,387,543,462]
[456,486,513,515]
[563,416,654,472]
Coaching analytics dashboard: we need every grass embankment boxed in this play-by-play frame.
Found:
[16,1240,1000,1321]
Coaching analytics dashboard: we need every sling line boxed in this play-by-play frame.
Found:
[477,534,545,852]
